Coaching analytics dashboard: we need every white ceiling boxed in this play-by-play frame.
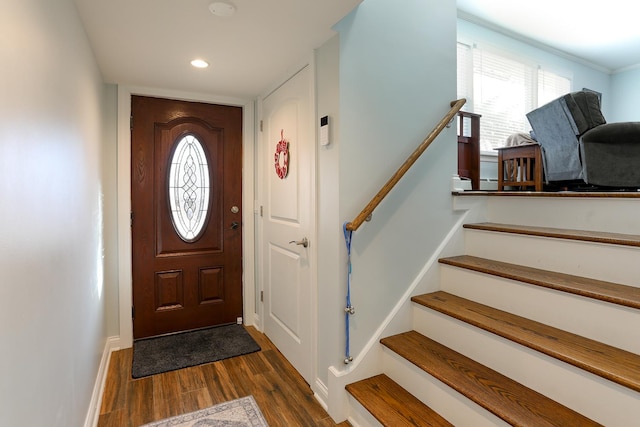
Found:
[457,0,640,72]
[73,0,639,100]
[72,0,363,99]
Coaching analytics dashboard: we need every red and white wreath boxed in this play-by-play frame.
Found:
[274,129,289,179]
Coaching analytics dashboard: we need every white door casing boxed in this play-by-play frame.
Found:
[259,64,316,384]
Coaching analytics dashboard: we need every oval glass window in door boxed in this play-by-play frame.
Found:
[168,134,210,242]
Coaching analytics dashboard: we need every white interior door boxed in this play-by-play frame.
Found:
[260,65,315,384]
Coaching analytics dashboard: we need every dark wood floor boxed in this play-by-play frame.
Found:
[98,326,350,427]
[454,190,640,198]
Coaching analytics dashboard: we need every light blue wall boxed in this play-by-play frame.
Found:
[458,19,612,117]
[316,4,633,392]
[324,0,459,381]
[458,18,614,181]
[610,67,640,122]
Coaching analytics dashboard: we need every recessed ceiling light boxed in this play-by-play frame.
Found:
[209,2,236,17]
[190,59,209,69]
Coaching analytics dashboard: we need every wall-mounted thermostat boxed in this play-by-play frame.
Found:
[320,115,329,146]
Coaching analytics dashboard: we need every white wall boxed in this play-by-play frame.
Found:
[610,67,640,122]
[319,0,460,382]
[315,35,344,388]
[0,0,109,425]
[102,84,120,337]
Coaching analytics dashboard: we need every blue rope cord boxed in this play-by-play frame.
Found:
[343,222,353,364]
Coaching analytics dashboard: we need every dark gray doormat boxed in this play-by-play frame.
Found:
[132,324,261,378]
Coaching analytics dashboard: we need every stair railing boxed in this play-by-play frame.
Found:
[345,98,466,232]
[342,98,466,365]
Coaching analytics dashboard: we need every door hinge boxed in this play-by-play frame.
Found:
[260,206,263,217]
[131,306,135,319]
[260,120,263,132]
[130,211,134,227]
[260,291,264,302]
[130,115,133,131]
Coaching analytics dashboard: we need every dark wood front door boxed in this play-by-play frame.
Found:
[131,96,243,339]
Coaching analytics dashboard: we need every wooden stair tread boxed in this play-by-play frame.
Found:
[439,255,640,310]
[412,291,640,392]
[464,222,640,247]
[381,331,601,427]
[346,374,453,427]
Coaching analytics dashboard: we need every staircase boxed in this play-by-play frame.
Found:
[345,195,640,426]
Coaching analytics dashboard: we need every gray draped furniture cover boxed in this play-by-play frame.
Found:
[526,90,640,187]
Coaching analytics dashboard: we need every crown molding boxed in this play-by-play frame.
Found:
[613,62,640,74]
[457,10,613,75]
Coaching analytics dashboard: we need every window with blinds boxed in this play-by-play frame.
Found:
[457,42,571,153]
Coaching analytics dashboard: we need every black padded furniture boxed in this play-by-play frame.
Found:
[580,122,640,187]
[526,90,640,188]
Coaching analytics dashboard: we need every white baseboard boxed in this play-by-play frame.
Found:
[347,395,381,427]
[84,336,121,427]
[313,378,330,411]
[479,179,498,190]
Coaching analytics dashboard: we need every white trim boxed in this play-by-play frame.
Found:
[260,57,314,100]
[116,86,133,348]
[314,378,330,411]
[84,336,121,427]
[242,101,257,328]
[309,53,320,397]
[480,151,498,160]
[457,11,613,75]
[613,62,640,74]
[117,86,255,348]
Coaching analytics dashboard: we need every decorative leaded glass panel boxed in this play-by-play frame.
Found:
[168,134,210,242]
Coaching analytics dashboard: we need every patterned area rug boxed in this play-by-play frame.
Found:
[141,396,268,426]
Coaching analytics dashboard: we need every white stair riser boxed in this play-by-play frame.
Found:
[464,229,640,287]
[486,197,640,235]
[382,347,510,427]
[346,397,382,427]
[440,265,640,354]
[413,306,640,427]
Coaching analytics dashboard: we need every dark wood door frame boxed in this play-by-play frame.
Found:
[131,96,243,339]
[115,88,257,347]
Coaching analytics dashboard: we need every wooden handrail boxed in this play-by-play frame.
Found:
[345,98,466,232]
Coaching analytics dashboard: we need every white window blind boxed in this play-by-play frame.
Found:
[457,43,472,109]
[457,43,571,152]
[538,68,571,106]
